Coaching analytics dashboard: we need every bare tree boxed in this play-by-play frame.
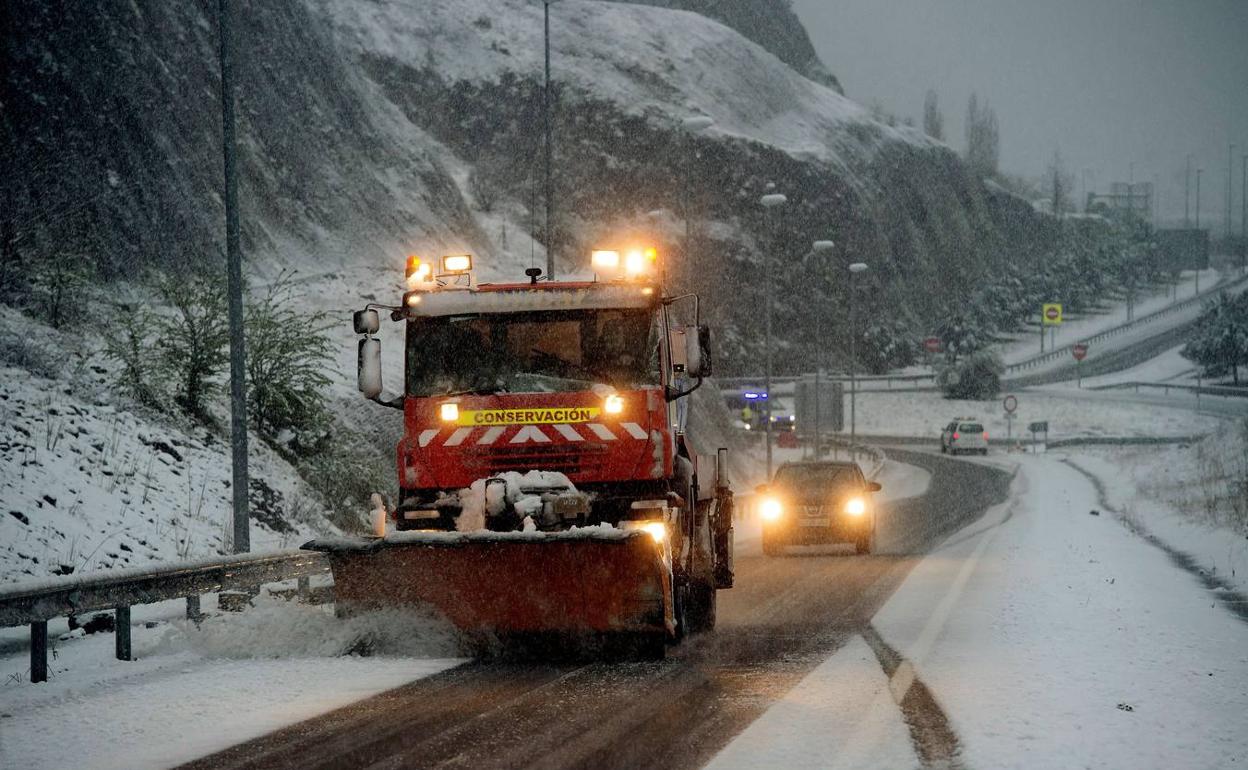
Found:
[1048,150,1075,217]
[923,90,944,141]
[965,93,1000,178]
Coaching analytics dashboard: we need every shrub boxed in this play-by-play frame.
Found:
[101,303,164,407]
[245,275,334,439]
[155,275,230,420]
[937,349,1004,400]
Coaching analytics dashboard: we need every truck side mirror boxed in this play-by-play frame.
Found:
[358,337,382,398]
[354,309,380,335]
[685,325,712,378]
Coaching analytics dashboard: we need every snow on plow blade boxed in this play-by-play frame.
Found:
[303,530,674,660]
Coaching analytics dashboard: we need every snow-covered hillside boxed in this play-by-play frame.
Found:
[0,307,337,583]
[317,0,926,170]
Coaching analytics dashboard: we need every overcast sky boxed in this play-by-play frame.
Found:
[792,0,1248,227]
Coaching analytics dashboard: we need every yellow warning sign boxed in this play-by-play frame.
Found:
[458,407,601,426]
[1042,303,1063,325]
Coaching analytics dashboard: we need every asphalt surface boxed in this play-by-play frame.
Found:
[180,450,1012,770]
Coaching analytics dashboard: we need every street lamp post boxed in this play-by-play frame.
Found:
[1241,154,1246,274]
[1196,168,1204,295]
[848,262,868,444]
[1185,154,1192,227]
[543,0,557,279]
[760,192,787,479]
[1230,143,1237,240]
[807,241,836,457]
[217,0,249,554]
[681,115,714,292]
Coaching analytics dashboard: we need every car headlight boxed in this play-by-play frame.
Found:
[761,498,783,521]
[845,497,866,516]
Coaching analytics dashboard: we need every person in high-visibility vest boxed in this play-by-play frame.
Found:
[741,404,755,428]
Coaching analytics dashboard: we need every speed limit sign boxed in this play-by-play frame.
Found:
[1003,394,1018,414]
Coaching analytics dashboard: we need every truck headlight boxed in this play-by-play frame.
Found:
[440,402,459,422]
[604,394,624,414]
[845,497,865,516]
[760,498,783,521]
[641,521,666,543]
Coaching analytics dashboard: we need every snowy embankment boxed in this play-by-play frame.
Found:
[0,363,334,584]
[851,388,1226,442]
[0,594,464,770]
[712,453,1248,769]
[1063,429,1248,595]
[997,268,1221,368]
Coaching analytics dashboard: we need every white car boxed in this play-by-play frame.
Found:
[940,418,988,455]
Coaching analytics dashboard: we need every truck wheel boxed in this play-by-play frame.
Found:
[854,534,872,555]
[684,581,717,634]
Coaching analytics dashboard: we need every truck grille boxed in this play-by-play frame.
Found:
[463,443,610,478]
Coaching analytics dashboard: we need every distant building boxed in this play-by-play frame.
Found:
[1086,182,1153,222]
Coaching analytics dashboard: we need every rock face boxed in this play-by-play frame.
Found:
[597,0,843,93]
[2,0,1050,374]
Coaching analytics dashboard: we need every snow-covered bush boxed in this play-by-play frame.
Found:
[244,275,333,440]
[101,303,163,407]
[936,348,1003,400]
[155,274,230,420]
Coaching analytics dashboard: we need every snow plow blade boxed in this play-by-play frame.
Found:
[303,531,674,660]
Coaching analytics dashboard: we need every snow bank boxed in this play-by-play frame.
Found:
[872,456,1248,770]
[147,593,462,659]
[1064,432,1248,594]
[0,594,462,770]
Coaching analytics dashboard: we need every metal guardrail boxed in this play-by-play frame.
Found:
[0,549,330,683]
[1085,380,1248,399]
[721,273,1248,393]
[1005,272,1248,375]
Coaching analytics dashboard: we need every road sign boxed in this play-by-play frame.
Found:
[1003,394,1018,414]
[1072,343,1088,361]
[923,337,942,354]
[1042,303,1063,325]
[1028,421,1049,433]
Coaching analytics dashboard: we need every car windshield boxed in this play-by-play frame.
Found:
[406,308,658,396]
[774,465,857,492]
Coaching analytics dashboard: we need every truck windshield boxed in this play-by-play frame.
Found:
[406,308,658,396]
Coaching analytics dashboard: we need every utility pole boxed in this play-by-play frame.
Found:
[543,0,555,279]
[1185,154,1192,227]
[1230,143,1237,240]
[1196,168,1203,229]
[1241,154,1246,273]
[760,191,787,479]
[848,262,868,443]
[217,0,249,553]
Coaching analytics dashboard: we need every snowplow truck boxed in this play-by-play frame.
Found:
[305,250,734,659]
